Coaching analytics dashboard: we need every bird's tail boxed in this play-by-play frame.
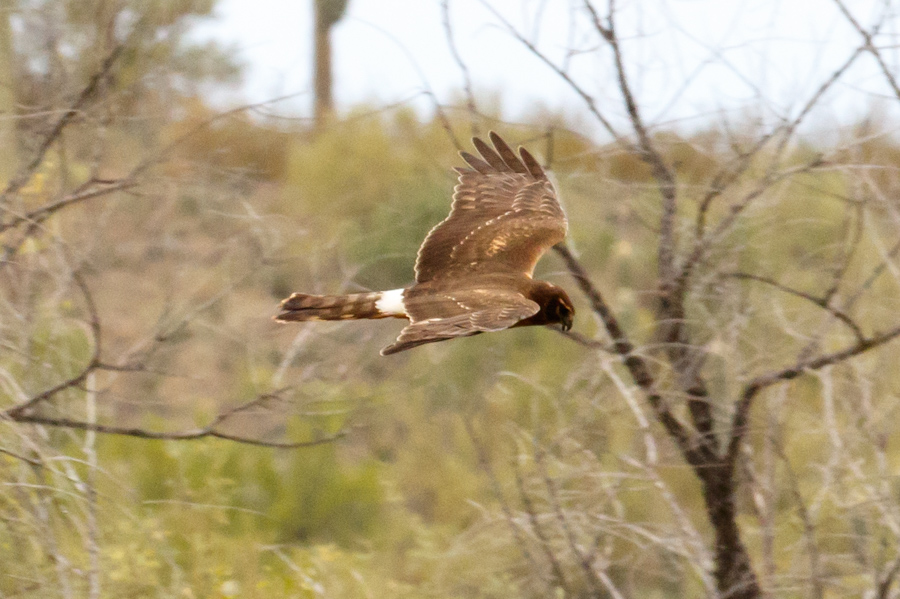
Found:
[275,291,405,322]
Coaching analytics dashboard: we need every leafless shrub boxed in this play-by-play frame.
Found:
[442,1,900,596]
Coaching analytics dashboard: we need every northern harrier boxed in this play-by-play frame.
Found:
[276,132,574,355]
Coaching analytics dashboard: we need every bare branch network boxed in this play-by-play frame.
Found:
[1,41,344,451]
[448,1,900,597]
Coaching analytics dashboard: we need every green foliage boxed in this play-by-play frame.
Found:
[282,112,464,288]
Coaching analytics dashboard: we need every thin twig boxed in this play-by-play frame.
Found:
[681,26,878,292]
[462,418,547,584]
[558,328,609,350]
[8,413,346,449]
[584,0,678,283]
[533,442,607,595]
[876,556,900,599]
[1,275,341,450]
[679,158,829,291]
[348,18,463,151]
[476,0,623,144]
[5,271,101,418]
[441,0,479,136]
[727,321,900,472]
[512,452,569,592]
[0,45,123,206]
[553,243,707,466]
[832,0,900,101]
[694,133,774,240]
[0,179,136,233]
[725,272,865,343]
[0,446,43,468]
[773,438,824,599]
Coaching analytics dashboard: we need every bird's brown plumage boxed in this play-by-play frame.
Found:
[276,132,574,355]
[414,132,567,282]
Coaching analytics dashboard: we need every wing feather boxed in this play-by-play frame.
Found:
[459,151,494,174]
[380,294,539,355]
[472,137,513,173]
[489,131,529,174]
[519,147,546,179]
[415,132,567,283]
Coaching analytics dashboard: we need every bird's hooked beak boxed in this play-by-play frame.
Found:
[560,311,573,332]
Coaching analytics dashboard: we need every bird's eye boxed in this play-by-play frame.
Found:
[554,300,574,331]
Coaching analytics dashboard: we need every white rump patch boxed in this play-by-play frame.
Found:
[375,288,407,316]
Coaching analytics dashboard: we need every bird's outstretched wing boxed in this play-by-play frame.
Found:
[380,289,539,355]
[414,132,567,283]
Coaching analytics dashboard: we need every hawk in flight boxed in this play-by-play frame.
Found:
[276,132,574,355]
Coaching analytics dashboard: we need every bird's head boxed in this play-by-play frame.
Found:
[550,288,575,331]
[532,281,575,331]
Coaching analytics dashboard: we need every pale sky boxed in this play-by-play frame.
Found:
[202,0,898,135]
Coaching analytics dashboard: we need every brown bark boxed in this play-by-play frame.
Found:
[313,0,348,129]
[313,11,332,126]
[557,243,763,597]
[700,463,761,598]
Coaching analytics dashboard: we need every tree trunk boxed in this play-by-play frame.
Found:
[313,7,332,127]
[700,463,761,598]
[313,0,348,129]
[0,0,18,183]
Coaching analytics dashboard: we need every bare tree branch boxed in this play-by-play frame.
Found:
[694,133,775,241]
[533,442,608,596]
[553,244,709,465]
[876,555,900,599]
[558,328,609,350]
[441,0,479,136]
[774,441,825,599]
[0,44,123,207]
[832,0,900,101]
[679,157,829,290]
[512,452,570,592]
[583,0,678,283]
[0,446,43,467]
[6,412,346,449]
[727,321,900,472]
[463,417,547,584]
[0,178,135,234]
[1,273,344,450]
[5,271,101,418]
[476,0,623,144]
[725,271,865,343]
